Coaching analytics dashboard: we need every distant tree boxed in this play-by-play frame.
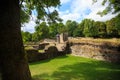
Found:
[99,22,107,38]
[106,18,119,37]
[73,28,82,37]
[73,21,85,37]
[34,22,49,40]
[49,23,58,38]
[78,20,86,37]
[93,21,100,37]
[57,22,66,33]
[90,20,99,37]
[83,19,98,37]
[83,19,90,37]
[21,31,32,42]
[65,20,78,36]
[114,14,120,37]
[32,32,39,42]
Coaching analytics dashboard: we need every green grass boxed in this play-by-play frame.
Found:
[38,49,45,53]
[29,55,120,80]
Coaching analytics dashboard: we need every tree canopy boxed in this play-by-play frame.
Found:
[20,0,62,24]
[94,0,120,16]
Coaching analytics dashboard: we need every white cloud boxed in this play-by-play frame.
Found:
[71,0,92,13]
[61,13,80,22]
[59,0,118,23]
[59,0,93,23]
[85,11,118,21]
[60,0,70,4]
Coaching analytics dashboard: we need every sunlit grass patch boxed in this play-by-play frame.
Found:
[38,49,45,53]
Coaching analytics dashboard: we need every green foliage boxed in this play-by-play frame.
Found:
[20,9,30,24]
[21,31,32,42]
[21,0,61,24]
[49,23,58,38]
[83,19,90,37]
[72,14,120,38]
[82,19,99,37]
[114,14,120,35]
[93,22,101,37]
[102,0,107,5]
[97,6,111,17]
[32,32,40,42]
[48,22,66,38]
[73,20,85,37]
[57,23,66,33]
[95,0,120,16]
[32,22,49,41]
[73,27,83,37]
[106,18,117,37]
[106,14,120,37]
[97,22,107,38]
[30,55,120,80]
[65,20,78,36]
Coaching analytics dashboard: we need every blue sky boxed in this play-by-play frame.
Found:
[21,0,118,33]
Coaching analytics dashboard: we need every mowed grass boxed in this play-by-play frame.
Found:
[29,55,120,80]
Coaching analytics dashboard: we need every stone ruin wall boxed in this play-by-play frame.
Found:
[26,42,70,63]
[70,42,120,63]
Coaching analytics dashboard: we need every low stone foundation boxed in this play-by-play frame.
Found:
[26,43,69,62]
[70,42,120,63]
[26,49,46,62]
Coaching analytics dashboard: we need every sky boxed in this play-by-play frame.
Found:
[21,0,118,33]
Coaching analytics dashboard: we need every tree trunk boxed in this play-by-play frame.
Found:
[0,0,32,80]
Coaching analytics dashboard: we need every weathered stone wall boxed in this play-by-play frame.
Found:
[26,44,69,62]
[26,49,46,62]
[39,43,49,49]
[70,42,120,63]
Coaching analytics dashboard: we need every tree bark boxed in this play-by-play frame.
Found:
[0,0,32,80]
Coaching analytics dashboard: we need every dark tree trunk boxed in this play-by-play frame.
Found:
[0,0,32,80]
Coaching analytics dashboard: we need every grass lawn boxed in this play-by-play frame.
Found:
[29,55,120,80]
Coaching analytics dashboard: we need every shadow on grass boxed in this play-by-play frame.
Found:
[32,60,120,80]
